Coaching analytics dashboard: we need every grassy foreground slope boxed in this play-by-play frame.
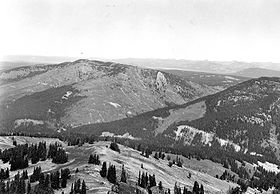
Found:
[0,136,66,150]
[66,141,238,194]
[0,136,241,194]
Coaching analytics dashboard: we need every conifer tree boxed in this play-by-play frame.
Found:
[95,154,100,165]
[70,183,74,194]
[138,171,141,186]
[161,153,165,160]
[100,162,107,178]
[18,178,26,194]
[159,181,163,190]
[107,165,117,184]
[38,142,47,161]
[61,168,71,188]
[193,181,200,194]
[6,168,10,179]
[0,181,5,193]
[120,165,127,183]
[27,181,31,193]
[45,174,50,188]
[200,184,204,194]
[140,172,146,188]
[81,180,87,194]
[183,187,188,194]
[88,154,94,164]
[154,152,159,160]
[6,180,10,193]
[145,172,148,188]
[39,173,45,187]
[74,179,81,193]
[174,182,182,194]
[55,171,60,189]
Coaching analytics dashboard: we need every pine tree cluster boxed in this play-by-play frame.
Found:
[154,151,165,160]
[109,142,120,153]
[30,142,47,164]
[100,162,129,185]
[107,164,117,184]
[99,161,117,184]
[70,179,87,194]
[0,141,68,171]
[30,166,42,183]
[174,181,204,194]
[88,154,100,165]
[137,171,156,189]
[0,166,73,194]
[48,143,68,164]
[0,168,9,180]
[175,156,183,167]
[0,170,28,194]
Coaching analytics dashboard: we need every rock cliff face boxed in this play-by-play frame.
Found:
[0,59,219,131]
[155,72,167,91]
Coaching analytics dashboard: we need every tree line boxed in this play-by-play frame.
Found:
[0,141,68,171]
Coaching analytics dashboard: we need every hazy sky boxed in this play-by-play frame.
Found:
[1,0,280,62]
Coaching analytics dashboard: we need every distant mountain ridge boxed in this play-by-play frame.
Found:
[112,58,280,75]
[233,67,280,78]
[2,55,280,75]
[161,69,249,88]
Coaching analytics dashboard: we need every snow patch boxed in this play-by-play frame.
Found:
[15,119,44,128]
[175,125,214,145]
[175,125,241,152]
[222,80,233,83]
[101,132,140,140]
[255,161,280,173]
[250,152,263,157]
[37,81,48,86]
[107,102,121,108]
[217,139,241,152]
[152,116,163,121]
[224,76,239,81]
[239,115,267,126]
[62,91,72,99]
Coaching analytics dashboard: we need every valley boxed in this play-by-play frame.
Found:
[1,59,280,194]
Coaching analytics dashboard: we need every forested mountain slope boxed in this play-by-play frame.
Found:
[0,59,219,131]
[70,77,280,160]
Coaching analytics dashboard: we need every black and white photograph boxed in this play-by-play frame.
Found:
[1,0,280,193]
